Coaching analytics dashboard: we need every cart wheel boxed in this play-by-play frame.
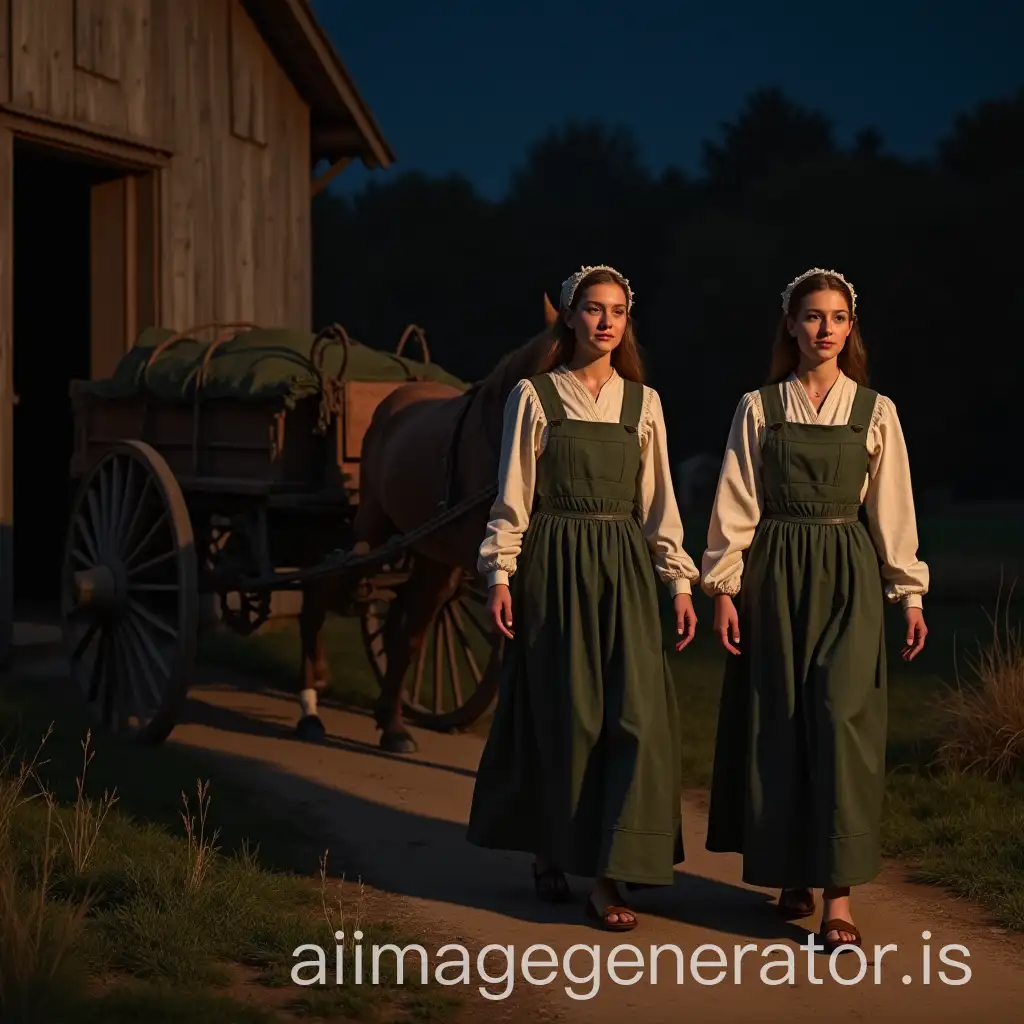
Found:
[206,515,272,636]
[60,441,198,744]
[361,570,502,731]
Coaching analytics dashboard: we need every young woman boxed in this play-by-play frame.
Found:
[467,265,699,932]
[701,268,929,953]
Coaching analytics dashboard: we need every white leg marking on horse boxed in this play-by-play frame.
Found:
[299,687,318,717]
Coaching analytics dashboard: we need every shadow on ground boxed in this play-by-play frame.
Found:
[176,678,811,947]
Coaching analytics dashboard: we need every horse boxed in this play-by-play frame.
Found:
[294,295,561,750]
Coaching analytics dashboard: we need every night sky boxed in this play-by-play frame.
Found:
[309,0,1024,200]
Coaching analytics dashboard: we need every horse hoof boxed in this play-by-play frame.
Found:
[296,715,326,742]
[380,730,418,754]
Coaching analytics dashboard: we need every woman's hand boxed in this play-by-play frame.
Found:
[487,584,514,640]
[902,607,928,660]
[673,594,697,651]
[714,594,741,655]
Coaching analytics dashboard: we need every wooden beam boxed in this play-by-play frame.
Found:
[0,0,10,105]
[135,170,159,334]
[91,170,160,368]
[311,125,364,157]
[0,102,173,169]
[124,173,138,346]
[311,156,351,197]
[0,126,12,666]
[90,177,127,379]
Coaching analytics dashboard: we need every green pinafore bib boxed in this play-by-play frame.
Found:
[467,372,685,886]
[705,380,888,889]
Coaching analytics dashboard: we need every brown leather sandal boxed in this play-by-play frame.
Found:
[818,918,862,954]
[585,898,637,932]
[778,888,816,919]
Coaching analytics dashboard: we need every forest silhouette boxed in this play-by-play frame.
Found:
[311,87,1024,501]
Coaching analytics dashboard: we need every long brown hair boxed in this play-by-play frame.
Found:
[536,268,645,382]
[766,271,868,384]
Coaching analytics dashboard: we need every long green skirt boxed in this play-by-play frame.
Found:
[467,505,686,885]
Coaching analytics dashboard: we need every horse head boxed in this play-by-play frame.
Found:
[468,295,559,423]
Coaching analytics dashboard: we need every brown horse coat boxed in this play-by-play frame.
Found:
[354,297,560,568]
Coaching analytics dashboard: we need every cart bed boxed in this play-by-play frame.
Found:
[69,378,406,501]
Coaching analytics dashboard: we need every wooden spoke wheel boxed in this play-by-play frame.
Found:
[361,569,502,731]
[60,441,198,744]
[206,515,272,637]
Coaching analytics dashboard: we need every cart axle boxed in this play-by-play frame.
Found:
[73,566,119,612]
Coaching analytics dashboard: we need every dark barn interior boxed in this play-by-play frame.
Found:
[12,141,96,619]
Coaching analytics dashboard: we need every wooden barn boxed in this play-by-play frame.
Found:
[0,0,394,664]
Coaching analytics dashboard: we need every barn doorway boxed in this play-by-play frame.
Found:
[12,143,93,621]
[10,140,158,626]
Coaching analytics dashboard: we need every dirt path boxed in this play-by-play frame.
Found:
[165,676,1023,1023]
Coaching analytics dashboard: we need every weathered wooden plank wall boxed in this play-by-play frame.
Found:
[0,1,9,105]
[161,0,311,332]
[4,0,312,334]
[0,126,13,665]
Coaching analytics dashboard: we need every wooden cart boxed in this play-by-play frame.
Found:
[60,322,501,744]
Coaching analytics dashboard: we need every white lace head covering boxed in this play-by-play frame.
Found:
[559,265,634,313]
[781,267,857,316]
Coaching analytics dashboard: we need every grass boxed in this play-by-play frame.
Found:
[930,584,1024,780]
[877,582,1024,931]
[201,614,378,716]
[195,502,1024,935]
[0,677,464,1024]
[668,584,1024,932]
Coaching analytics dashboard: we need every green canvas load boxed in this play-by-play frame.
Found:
[82,323,467,408]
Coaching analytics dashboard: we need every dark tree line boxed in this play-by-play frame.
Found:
[311,88,1024,500]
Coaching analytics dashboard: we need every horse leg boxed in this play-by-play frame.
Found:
[375,557,462,753]
[296,584,329,741]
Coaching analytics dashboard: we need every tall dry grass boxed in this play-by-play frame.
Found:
[0,723,52,847]
[47,729,118,876]
[181,777,221,896]
[0,713,225,1020]
[933,580,1024,781]
[318,848,366,957]
[0,726,91,1022]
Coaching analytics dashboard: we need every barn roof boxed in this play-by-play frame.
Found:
[243,0,395,169]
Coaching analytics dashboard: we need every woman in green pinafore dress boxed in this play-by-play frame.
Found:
[467,265,700,931]
[701,269,930,954]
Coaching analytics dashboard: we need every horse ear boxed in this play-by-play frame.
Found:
[543,292,558,326]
